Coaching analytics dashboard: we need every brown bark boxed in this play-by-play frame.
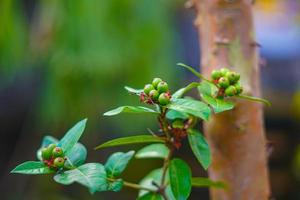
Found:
[191,0,270,199]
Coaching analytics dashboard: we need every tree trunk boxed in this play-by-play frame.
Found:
[191,0,270,199]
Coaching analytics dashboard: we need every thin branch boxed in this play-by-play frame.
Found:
[107,177,156,193]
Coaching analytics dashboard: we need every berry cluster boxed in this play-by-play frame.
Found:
[141,78,171,106]
[211,68,243,97]
[41,144,66,169]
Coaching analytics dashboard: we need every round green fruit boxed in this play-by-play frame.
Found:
[225,85,237,96]
[149,90,159,101]
[48,143,57,152]
[172,120,184,129]
[226,72,240,84]
[218,77,230,88]
[235,83,243,94]
[41,147,52,160]
[152,78,162,88]
[53,157,65,168]
[158,93,170,106]
[220,68,230,76]
[211,70,222,80]
[144,84,154,95]
[52,147,64,158]
[157,81,169,93]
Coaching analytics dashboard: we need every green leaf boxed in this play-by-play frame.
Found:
[105,151,135,177]
[237,94,271,106]
[53,163,108,194]
[202,95,234,113]
[169,159,192,200]
[167,98,211,121]
[108,179,124,192]
[124,86,143,95]
[166,110,189,120]
[198,81,234,113]
[138,193,163,200]
[103,106,158,116]
[198,80,218,96]
[64,143,87,168]
[138,168,175,200]
[191,177,225,189]
[172,82,201,99]
[37,135,59,161]
[58,118,87,155]
[95,135,165,150]
[11,161,54,174]
[177,63,210,82]
[135,144,169,159]
[187,129,211,170]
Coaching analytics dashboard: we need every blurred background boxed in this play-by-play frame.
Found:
[0,0,300,199]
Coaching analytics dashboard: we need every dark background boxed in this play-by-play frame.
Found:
[1,0,300,199]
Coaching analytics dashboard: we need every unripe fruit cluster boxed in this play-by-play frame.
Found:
[142,78,171,106]
[211,68,243,97]
[41,143,65,169]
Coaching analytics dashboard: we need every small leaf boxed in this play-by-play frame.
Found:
[172,82,201,99]
[53,163,108,194]
[138,168,175,199]
[177,63,210,82]
[64,143,87,168]
[105,151,135,177]
[11,161,54,174]
[108,179,124,192]
[58,118,87,155]
[124,86,143,95]
[198,81,234,113]
[103,106,159,116]
[187,129,211,170]
[198,81,218,96]
[138,193,163,200]
[191,177,225,189]
[237,94,271,106]
[135,144,169,159]
[95,135,165,150]
[166,109,189,120]
[167,98,211,121]
[201,95,234,113]
[169,159,192,200]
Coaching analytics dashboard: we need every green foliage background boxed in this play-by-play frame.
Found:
[0,0,184,131]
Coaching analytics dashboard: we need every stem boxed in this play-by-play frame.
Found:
[157,107,175,200]
[160,147,173,187]
[236,94,271,106]
[123,181,157,193]
[107,178,156,193]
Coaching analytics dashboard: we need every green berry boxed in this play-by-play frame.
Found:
[52,147,64,158]
[225,85,237,96]
[149,90,159,101]
[211,70,222,80]
[144,84,154,95]
[158,93,170,106]
[152,78,162,89]
[220,68,230,76]
[226,72,240,84]
[157,81,169,93]
[48,143,57,152]
[53,157,65,168]
[218,77,230,88]
[172,120,184,129]
[41,147,52,160]
[235,82,243,94]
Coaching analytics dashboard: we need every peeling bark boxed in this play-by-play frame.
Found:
[192,0,270,199]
